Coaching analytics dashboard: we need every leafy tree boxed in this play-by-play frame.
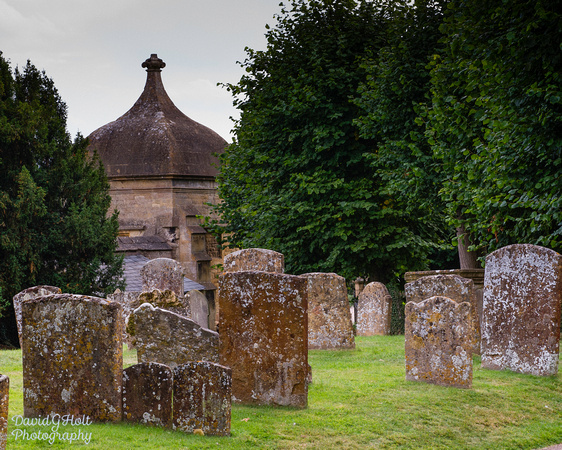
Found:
[424,0,562,257]
[0,53,123,345]
[354,0,455,269]
[207,0,444,283]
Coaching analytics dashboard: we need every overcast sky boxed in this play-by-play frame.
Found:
[0,0,284,141]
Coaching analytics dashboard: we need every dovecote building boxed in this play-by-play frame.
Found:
[87,54,226,298]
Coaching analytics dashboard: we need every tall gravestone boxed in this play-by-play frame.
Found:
[141,258,184,296]
[357,282,392,336]
[405,296,473,389]
[223,248,284,273]
[127,303,219,367]
[122,362,173,427]
[301,272,354,349]
[0,375,8,450]
[22,294,123,421]
[405,274,480,354]
[13,285,61,347]
[219,271,308,407]
[481,244,562,376]
[187,289,210,329]
[173,362,232,436]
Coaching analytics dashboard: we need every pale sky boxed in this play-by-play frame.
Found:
[0,0,284,141]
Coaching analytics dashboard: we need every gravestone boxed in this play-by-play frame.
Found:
[21,294,123,421]
[173,362,232,436]
[481,244,562,376]
[405,296,473,389]
[187,290,209,329]
[13,285,61,346]
[301,272,354,349]
[141,258,184,296]
[123,362,173,427]
[0,375,8,450]
[137,289,191,317]
[223,248,284,273]
[219,271,308,407]
[127,303,219,367]
[405,274,480,354]
[357,282,392,336]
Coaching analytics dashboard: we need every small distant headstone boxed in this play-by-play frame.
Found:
[405,296,473,389]
[127,303,219,368]
[141,258,184,296]
[122,362,173,427]
[223,248,284,273]
[405,274,480,354]
[0,375,8,450]
[13,285,61,346]
[301,272,355,350]
[481,244,562,376]
[187,290,209,329]
[219,271,308,407]
[357,282,392,336]
[173,362,232,436]
[21,294,123,421]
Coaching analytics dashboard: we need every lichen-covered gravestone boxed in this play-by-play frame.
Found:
[405,274,480,354]
[357,282,392,336]
[219,271,308,407]
[127,303,219,367]
[13,285,61,347]
[223,248,284,273]
[405,296,473,389]
[22,294,123,421]
[122,362,173,427]
[301,272,354,349]
[137,289,191,318]
[187,289,209,329]
[141,258,184,296]
[173,362,232,436]
[0,375,8,450]
[481,244,562,376]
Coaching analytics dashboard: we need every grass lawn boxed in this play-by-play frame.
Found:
[2,336,562,449]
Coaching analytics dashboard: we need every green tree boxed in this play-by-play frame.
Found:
[207,0,445,283]
[424,0,562,257]
[0,53,123,345]
[354,0,455,269]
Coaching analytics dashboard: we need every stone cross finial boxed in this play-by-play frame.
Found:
[142,54,166,72]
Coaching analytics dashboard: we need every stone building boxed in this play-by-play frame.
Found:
[87,54,226,298]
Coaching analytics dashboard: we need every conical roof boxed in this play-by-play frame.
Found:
[88,54,226,179]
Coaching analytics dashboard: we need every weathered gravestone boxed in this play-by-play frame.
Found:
[223,248,284,273]
[173,362,232,436]
[22,294,123,421]
[0,375,8,450]
[301,272,355,350]
[357,282,392,336]
[405,296,473,389]
[187,289,209,329]
[127,303,219,368]
[123,362,173,427]
[13,285,61,347]
[481,244,562,376]
[405,274,480,354]
[219,271,308,407]
[141,258,184,296]
[137,289,191,317]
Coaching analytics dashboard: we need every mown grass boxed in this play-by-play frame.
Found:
[2,336,561,449]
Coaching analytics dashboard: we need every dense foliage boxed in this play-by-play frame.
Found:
[207,0,450,283]
[424,0,562,255]
[0,53,123,345]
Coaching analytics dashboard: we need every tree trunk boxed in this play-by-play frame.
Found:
[456,225,482,269]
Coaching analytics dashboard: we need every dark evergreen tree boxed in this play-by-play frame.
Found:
[0,53,123,346]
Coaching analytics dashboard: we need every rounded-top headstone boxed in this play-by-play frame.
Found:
[141,258,184,297]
